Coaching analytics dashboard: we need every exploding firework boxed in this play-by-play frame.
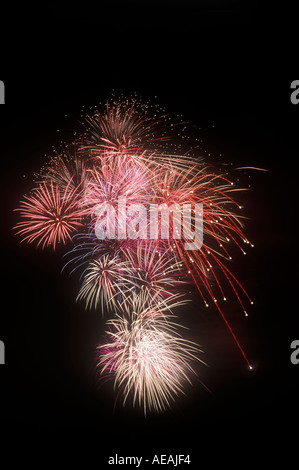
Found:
[14,180,84,249]
[80,98,165,154]
[98,296,203,414]
[123,244,185,305]
[82,158,152,224]
[40,150,88,192]
[13,94,256,413]
[76,253,135,312]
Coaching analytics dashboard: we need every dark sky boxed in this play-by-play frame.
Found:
[0,2,298,467]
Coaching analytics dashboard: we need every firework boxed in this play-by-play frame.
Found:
[82,159,152,223]
[76,253,135,312]
[63,231,136,273]
[14,180,84,249]
[148,162,254,366]
[98,297,203,414]
[123,244,185,305]
[81,98,165,154]
[13,94,256,413]
[39,150,88,192]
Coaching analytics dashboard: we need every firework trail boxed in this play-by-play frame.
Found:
[13,94,255,412]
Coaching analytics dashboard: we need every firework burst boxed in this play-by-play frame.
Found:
[82,159,152,221]
[98,297,203,414]
[40,150,88,192]
[14,180,84,249]
[76,253,135,312]
[80,98,165,154]
[123,244,185,305]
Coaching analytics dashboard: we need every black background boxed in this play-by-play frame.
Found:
[0,1,298,467]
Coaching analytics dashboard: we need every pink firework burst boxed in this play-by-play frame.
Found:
[14,180,84,249]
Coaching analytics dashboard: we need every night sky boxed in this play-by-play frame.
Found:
[0,2,298,467]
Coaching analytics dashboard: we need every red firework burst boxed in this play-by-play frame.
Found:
[14,180,84,249]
